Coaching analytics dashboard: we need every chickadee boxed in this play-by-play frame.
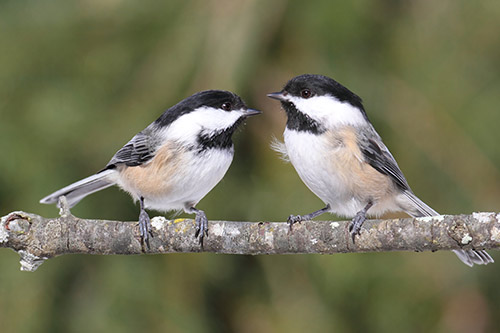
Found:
[268,74,493,267]
[40,90,260,246]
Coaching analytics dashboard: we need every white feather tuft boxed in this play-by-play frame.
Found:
[270,136,289,162]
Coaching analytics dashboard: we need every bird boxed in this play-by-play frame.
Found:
[40,90,260,246]
[267,73,493,267]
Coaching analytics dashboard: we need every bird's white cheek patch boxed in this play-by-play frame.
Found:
[165,107,242,144]
[288,95,366,127]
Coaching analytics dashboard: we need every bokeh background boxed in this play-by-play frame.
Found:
[1,1,500,332]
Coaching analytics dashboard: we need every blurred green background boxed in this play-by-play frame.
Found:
[1,0,500,332]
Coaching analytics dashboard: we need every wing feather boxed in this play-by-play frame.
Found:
[105,127,160,169]
[358,127,410,191]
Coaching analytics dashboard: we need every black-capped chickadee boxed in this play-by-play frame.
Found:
[268,74,493,267]
[40,90,260,246]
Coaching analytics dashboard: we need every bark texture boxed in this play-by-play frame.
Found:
[1,207,499,271]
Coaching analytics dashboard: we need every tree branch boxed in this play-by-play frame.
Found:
[1,206,499,271]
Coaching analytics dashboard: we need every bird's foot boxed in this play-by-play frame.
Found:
[349,211,367,243]
[287,214,303,231]
[139,209,153,248]
[194,210,209,246]
[286,205,331,231]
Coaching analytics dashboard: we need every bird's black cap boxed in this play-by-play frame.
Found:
[282,74,365,111]
[155,90,249,127]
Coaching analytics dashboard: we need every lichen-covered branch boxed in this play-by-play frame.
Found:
[1,208,499,271]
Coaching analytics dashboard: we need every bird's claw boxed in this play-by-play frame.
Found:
[349,211,366,243]
[287,214,303,231]
[194,212,209,246]
[139,209,153,248]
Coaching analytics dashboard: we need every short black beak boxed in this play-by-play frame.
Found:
[267,92,287,101]
[243,108,261,117]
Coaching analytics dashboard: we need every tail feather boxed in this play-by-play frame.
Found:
[40,169,115,208]
[402,190,494,267]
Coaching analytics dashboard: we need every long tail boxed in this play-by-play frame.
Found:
[40,169,115,208]
[402,190,494,267]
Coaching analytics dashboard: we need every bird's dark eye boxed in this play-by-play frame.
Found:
[301,89,312,99]
[221,102,232,111]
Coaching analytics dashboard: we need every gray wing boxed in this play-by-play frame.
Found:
[358,127,410,191]
[105,129,158,169]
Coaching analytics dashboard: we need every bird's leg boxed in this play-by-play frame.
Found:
[287,204,331,230]
[349,201,373,242]
[138,196,153,248]
[187,206,208,246]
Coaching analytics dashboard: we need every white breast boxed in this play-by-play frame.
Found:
[153,147,234,211]
[284,128,365,217]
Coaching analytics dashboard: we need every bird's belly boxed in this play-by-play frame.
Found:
[284,129,396,217]
[285,130,351,207]
[117,145,233,211]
